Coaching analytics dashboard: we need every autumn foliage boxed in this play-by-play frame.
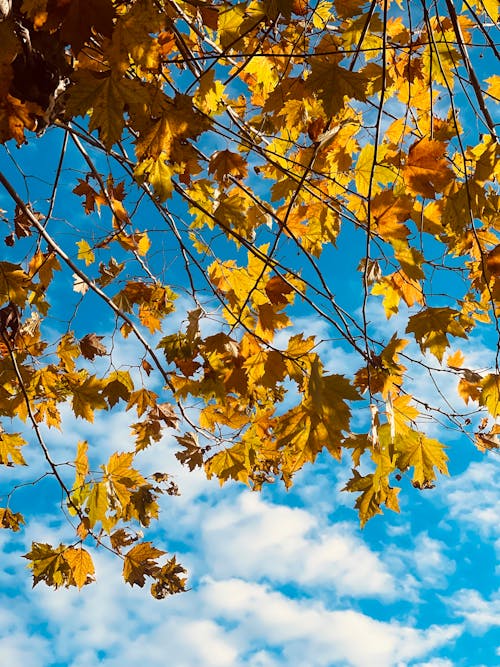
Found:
[0,0,499,596]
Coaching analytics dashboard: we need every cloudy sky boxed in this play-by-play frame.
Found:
[0,312,498,667]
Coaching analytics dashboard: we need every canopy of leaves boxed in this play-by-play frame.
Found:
[0,0,499,595]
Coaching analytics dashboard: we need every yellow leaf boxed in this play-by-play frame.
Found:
[87,482,108,528]
[372,271,423,318]
[57,333,80,371]
[68,373,107,422]
[403,138,454,198]
[205,443,252,485]
[76,240,95,266]
[126,388,158,417]
[343,468,400,527]
[480,374,500,416]
[64,547,95,589]
[355,144,394,197]
[391,395,419,432]
[136,232,151,256]
[406,307,468,361]
[485,74,500,101]
[458,377,481,404]
[0,507,25,531]
[194,70,226,115]
[134,157,176,202]
[0,432,27,466]
[74,440,89,488]
[446,350,465,368]
[394,430,449,488]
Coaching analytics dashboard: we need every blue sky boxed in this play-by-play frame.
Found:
[1,5,500,665]
[0,274,498,666]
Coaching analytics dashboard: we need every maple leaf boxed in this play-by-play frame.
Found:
[355,144,396,197]
[308,60,369,117]
[372,270,424,317]
[0,262,32,306]
[194,70,226,115]
[371,191,412,241]
[479,374,500,417]
[265,275,295,305]
[103,370,134,408]
[57,333,80,372]
[72,179,107,215]
[209,150,248,182]
[66,73,148,149]
[63,547,95,589]
[67,373,108,422]
[148,403,179,428]
[406,307,468,361]
[0,95,40,146]
[174,432,205,470]
[76,240,95,266]
[0,432,27,466]
[74,440,89,490]
[126,388,158,417]
[80,333,107,360]
[0,507,24,531]
[205,443,253,485]
[103,451,147,510]
[343,468,400,527]
[403,138,455,198]
[131,417,163,451]
[394,429,449,488]
[123,542,165,587]
[150,556,187,599]
[24,543,76,589]
[110,528,138,553]
[86,482,108,529]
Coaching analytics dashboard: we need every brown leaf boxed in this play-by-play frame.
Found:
[148,403,179,428]
[209,150,248,182]
[123,541,165,587]
[265,275,294,305]
[80,333,108,360]
[486,244,500,277]
[175,432,204,470]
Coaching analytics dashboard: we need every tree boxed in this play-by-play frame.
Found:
[0,0,498,597]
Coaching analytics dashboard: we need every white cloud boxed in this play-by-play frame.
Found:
[411,533,456,588]
[445,589,500,632]
[201,492,397,598]
[382,532,455,598]
[411,659,454,667]
[201,577,462,667]
[438,460,500,540]
[0,631,51,667]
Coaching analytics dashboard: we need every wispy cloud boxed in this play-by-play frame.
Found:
[444,589,500,633]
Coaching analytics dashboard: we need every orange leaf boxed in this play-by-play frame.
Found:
[403,138,454,198]
[64,547,95,589]
[209,150,248,182]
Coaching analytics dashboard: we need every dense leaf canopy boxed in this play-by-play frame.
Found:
[0,0,499,596]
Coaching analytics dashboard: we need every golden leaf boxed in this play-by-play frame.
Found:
[403,138,454,198]
[64,547,95,589]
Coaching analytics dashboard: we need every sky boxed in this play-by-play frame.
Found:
[0,4,500,666]
[0,299,498,667]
